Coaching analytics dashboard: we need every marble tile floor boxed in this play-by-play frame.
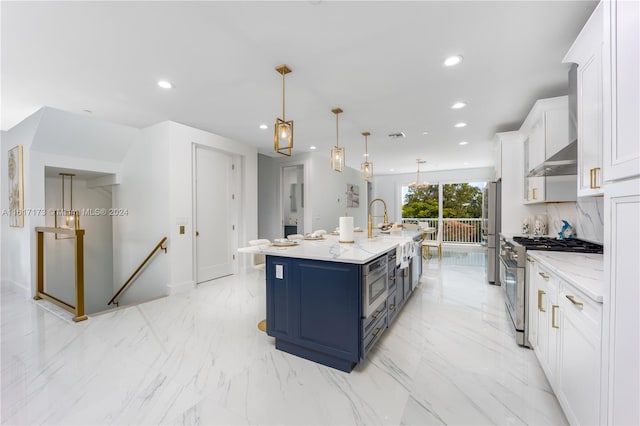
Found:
[1,251,567,425]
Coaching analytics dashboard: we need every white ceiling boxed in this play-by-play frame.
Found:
[1,1,597,175]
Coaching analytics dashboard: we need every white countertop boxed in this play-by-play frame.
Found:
[527,251,604,303]
[238,231,423,264]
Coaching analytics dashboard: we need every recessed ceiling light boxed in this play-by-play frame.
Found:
[459,141,469,145]
[310,146,317,150]
[157,80,173,89]
[422,131,429,135]
[464,162,470,165]
[390,168,395,172]
[259,124,268,129]
[451,102,467,109]
[454,122,467,128]
[444,55,463,67]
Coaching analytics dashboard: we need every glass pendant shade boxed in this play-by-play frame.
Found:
[274,64,293,156]
[330,145,345,172]
[361,132,373,181]
[330,108,345,172]
[274,118,293,156]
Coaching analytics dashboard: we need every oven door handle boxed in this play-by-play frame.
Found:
[499,256,519,274]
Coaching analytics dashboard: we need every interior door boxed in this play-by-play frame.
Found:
[195,146,235,283]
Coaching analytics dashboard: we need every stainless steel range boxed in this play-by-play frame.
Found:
[499,235,602,347]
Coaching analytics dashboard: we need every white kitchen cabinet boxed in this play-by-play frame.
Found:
[557,281,603,426]
[521,97,577,204]
[564,2,605,196]
[603,178,640,425]
[529,255,604,426]
[603,0,640,182]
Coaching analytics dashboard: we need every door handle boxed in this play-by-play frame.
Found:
[538,290,546,312]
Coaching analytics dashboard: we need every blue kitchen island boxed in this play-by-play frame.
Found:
[240,231,423,372]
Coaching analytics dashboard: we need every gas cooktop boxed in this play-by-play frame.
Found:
[512,236,603,254]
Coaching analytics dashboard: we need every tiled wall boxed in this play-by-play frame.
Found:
[546,197,604,243]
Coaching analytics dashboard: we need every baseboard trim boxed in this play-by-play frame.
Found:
[167,280,195,294]
[2,279,30,298]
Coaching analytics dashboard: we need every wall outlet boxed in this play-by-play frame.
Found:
[275,264,283,279]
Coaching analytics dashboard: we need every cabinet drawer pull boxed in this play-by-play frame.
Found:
[527,256,534,263]
[372,327,382,337]
[538,290,546,312]
[373,311,381,319]
[552,305,559,329]
[538,272,550,280]
[565,295,584,308]
[389,303,396,311]
[532,188,537,200]
[592,167,601,189]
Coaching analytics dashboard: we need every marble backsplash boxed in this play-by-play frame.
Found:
[546,197,604,243]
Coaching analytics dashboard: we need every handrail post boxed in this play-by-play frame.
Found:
[74,229,87,322]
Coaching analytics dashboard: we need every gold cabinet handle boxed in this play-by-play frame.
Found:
[532,187,538,200]
[538,289,546,312]
[373,311,381,319]
[538,271,550,280]
[389,303,396,312]
[527,256,535,263]
[196,231,200,237]
[552,305,559,329]
[593,167,601,189]
[372,327,382,337]
[565,295,584,308]
[589,168,594,189]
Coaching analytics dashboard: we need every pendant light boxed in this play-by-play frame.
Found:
[408,159,428,189]
[274,64,293,156]
[330,108,345,172]
[361,132,373,181]
[55,172,80,238]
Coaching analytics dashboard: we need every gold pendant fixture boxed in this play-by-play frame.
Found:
[274,64,293,156]
[361,131,373,181]
[408,159,428,189]
[55,172,80,239]
[330,108,345,172]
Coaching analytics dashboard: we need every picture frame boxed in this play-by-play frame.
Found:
[346,184,359,208]
[8,145,24,227]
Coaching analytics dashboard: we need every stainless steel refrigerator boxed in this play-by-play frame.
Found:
[482,181,501,284]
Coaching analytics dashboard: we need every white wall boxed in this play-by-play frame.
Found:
[257,151,368,241]
[166,121,258,282]
[372,166,495,223]
[44,177,114,314]
[112,122,171,305]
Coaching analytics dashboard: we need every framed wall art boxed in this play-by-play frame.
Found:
[8,145,24,227]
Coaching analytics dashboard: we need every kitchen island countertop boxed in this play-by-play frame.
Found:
[238,230,423,264]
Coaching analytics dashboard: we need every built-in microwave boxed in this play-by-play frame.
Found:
[362,254,388,318]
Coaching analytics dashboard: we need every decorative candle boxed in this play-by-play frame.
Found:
[339,216,354,243]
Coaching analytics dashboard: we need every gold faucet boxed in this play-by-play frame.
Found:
[368,198,389,238]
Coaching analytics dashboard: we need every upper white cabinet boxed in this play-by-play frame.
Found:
[520,97,577,204]
[564,2,605,196]
[604,0,640,182]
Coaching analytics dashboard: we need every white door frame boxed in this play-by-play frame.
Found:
[191,143,242,282]
[279,159,311,235]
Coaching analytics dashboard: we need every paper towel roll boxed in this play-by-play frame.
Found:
[339,216,354,243]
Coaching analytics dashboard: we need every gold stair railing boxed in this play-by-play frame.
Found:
[108,236,168,307]
[35,227,87,322]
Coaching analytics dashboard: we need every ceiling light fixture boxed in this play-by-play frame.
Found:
[274,64,294,156]
[157,80,173,89]
[444,55,463,67]
[422,131,429,135]
[310,146,317,150]
[454,122,467,128]
[408,159,428,190]
[259,124,268,130]
[459,141,469,145]
[330,108,345,172]
[361,132,373,181]
[451,101,467,109]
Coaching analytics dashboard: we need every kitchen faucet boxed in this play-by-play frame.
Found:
[368,198,389,238]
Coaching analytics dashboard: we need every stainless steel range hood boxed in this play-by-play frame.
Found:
[528,64,578,178]
[527,140,577,177]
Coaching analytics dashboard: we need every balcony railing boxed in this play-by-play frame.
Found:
[402,218,483,244]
